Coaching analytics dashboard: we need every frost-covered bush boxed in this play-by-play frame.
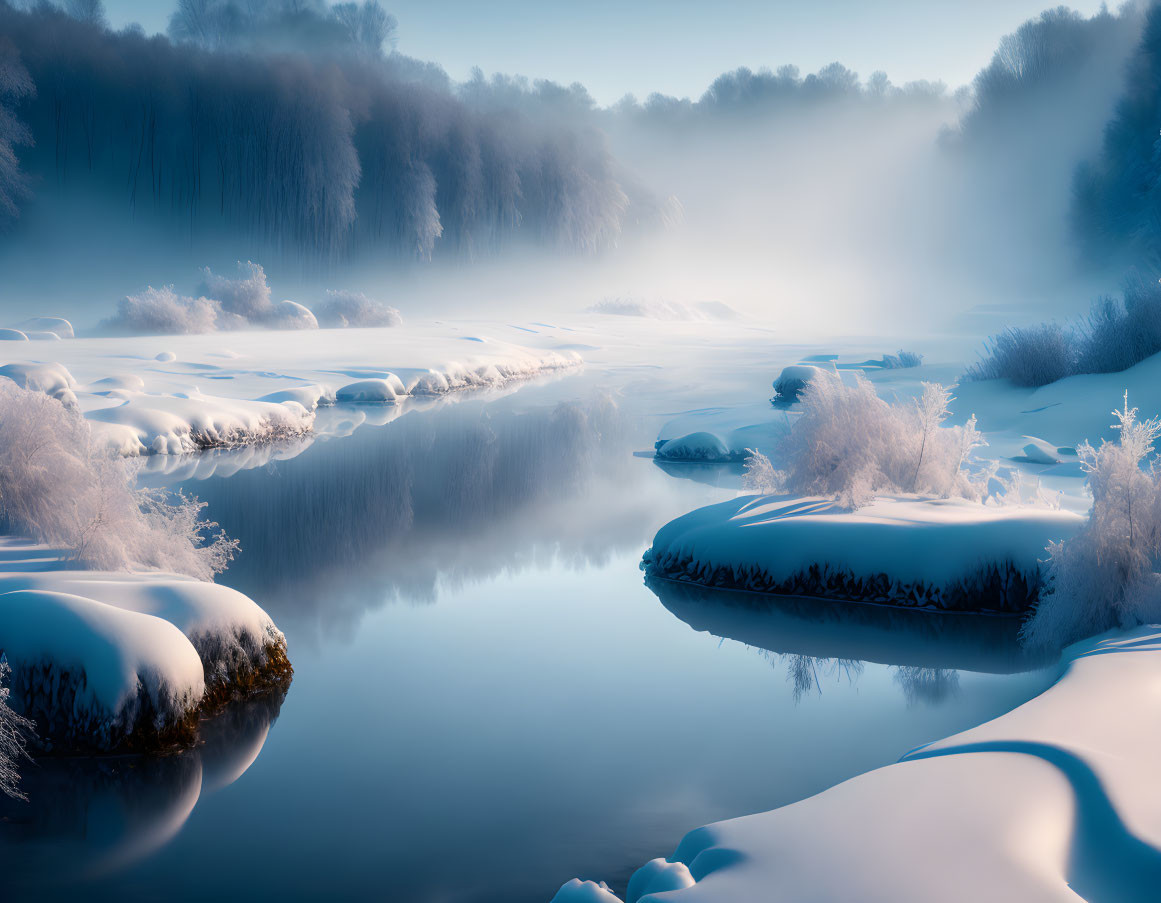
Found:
[741,448,780,493]
[102,263,329,334]
[881,350,923,369]
[101,285,222,335]
[966,276,1161,387]
[0,660,34,800]
[0,381,237,580]
[315,289,403,328]
[1023,393,1161,649]
[964,323,1077,387]
[199,260,274,322]
[775,371,986,509]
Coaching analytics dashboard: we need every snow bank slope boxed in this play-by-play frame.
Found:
[559,627,1161,902]
[0,540,290,750]
[645,496,1083,614]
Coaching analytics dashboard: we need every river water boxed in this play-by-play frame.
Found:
[1,367,1054,901]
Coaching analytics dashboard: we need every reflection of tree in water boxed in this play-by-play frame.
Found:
[177,394,650,637]
[892,666,961,707]
[766,652,865,702]
[762,652,960,706]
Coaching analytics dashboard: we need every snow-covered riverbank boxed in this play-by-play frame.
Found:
[556,624,1161,903]
[0,324,582,456]
[0,539,290,752]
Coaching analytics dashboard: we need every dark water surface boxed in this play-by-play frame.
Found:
[1,375,1055,901]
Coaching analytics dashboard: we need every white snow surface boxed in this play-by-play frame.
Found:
[0,538,286,748]
[648,495,1084,592]
[564,625,1161,903]
[0,323,581,455]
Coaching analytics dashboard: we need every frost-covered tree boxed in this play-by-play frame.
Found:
[0,660,34,801]
[61,0,107,27]
[0,38,33,228]
[1023,393,1161,649]
[0,381,238,580]
[331,1,396,56]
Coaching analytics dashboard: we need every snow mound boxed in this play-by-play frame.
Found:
[626,859,696,900]
[13,317,74,339]
[0,328,28,341]
[0,589,205,751]
[335,377,404,403]
[550,879,623,902]
[0,541,291,751]
[155,351,177,362]
[270,299,318,330]
[85,389,314,455]
[773,364,822,400]
[24,330,61,341]
[655,431,738,462]
[0,571,288,700]
[89,374,147,392]
[0,361,78,406]
[645,496,1084,614]
[257,384,335,411]
[1020,435,1076,465]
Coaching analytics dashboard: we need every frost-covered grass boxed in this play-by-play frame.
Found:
[0,381,237,579]
[1023,392,1161,648]
[965,277,1161,387]
[758,370,987,509]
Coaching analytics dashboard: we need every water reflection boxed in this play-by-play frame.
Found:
[648,576,1053,693]
[136,374,575,481]
[170,396,676,638]
[0,688,286,892]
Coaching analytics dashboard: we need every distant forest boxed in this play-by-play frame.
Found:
[1,0,1161,271]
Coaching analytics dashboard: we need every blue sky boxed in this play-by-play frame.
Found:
[103,0,1108,105]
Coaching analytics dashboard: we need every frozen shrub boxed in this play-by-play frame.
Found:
[315,290,403,328]
[101,285,222,335]
[881,350,923,369]
[1022,393,1161,649]
[967,275,1161,387]
[0,381,237,580]
[0,660,34,801]
[776,370,986,509]
[964,323,1077,387]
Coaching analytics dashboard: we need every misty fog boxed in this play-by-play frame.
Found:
[0,0,1155,331]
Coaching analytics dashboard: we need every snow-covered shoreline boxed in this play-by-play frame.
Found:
[644,495,1084,615]
[556,624,1161,903]
[0,324,583,457]
[0,539,291,752]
